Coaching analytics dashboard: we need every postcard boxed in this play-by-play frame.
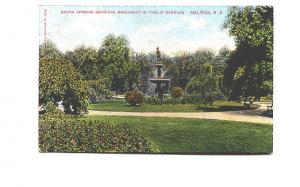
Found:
[39,5,273,154]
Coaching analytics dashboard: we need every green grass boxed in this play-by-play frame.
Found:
[260,96,273,102]
[88,100,259,112]
[81,115,272,154]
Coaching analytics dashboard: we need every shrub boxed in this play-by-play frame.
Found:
[145,96,161,105]
[96,98,125,104]
[39,101,64,115]
[170,87,183,98]
[87,79,113,103]
[145,96,182,105]
[125,90,144,106]
[185,69,223,106]
[39,113,160,153]
[241,96,256,108]
[163,97,182,105]
[39,52,89,115]
[182,94,203,104]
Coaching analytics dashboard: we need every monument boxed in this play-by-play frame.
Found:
[149,47,171,104]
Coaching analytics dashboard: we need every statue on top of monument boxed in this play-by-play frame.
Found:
[156,47,161,62]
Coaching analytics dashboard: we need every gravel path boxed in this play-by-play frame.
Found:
[88,110,272,125]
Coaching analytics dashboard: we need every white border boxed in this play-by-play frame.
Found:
[1,0,299,187]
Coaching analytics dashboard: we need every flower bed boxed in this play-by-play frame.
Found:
[39,113,160,153]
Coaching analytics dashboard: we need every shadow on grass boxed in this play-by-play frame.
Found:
[260,110,273,117]
[197,104,260,112]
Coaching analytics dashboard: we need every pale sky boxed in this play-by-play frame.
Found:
[39,5,236,56]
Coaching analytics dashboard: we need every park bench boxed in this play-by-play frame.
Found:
[267,102,273,116]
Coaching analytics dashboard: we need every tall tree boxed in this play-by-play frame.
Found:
[185,63,222,105]
[223,6,273,100]
[65,46,100,80]
[134,53,152,94]
[99,34,140,95]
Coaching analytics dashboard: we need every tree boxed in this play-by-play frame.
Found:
[65,46,100,80]
[165,52,192,89]
[213,47,232,98]
[214,47,231,72]
[125,60,140,91]
[189,48,215,78]
[185,64,222,105]
[39,41,89,115]
[165,49,216,89]
[39,40,64,60]
[99,34,140,95]
[134,53,152,94]
[223,6,273,100]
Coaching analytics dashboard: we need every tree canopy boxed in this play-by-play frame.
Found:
[99,34,140,94]
[65,46,100,80]
[223,6,273,100]
[185,64,223,105]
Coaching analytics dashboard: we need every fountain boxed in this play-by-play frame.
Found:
[149,47,171,104]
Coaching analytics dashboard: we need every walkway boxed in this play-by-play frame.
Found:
[89,108,272,125]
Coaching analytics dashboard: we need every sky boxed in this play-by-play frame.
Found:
[39,5,236,56]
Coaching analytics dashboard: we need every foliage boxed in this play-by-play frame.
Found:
[224,6,273,58]
[65,46,100,80]
[41,101,64,115]
[99,34,140,94]
[39,113,160,153]
[223,6,273,100]
[145,96,161,105]
[181,94,203,104]
[170,87,183,98]
[39,40,64,60]
[134,53,154,94]
[189,48,215,77]
[165,49,218,89]
[125,90,144,106]
[39,41,89,115]
[145,96,182,105]
[241,96,256,108]
[86,79,113,103]
[144,97,182,105]
[185,64,222,105]
[89,100,256,112]
[162,97,182,105]
[94,98,125,104]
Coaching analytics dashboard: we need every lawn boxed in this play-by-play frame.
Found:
[82,115,272,154]
[88,100,259,112]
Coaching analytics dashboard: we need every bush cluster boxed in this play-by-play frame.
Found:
[145,94,222,105]
[125,90,144,106]
[144,97,161,105]
[163,97,182,105]
[94,98,125,104]
[39,113,160,153]
[145,96,181,105]
[170,87,183,98]
[241,96,256,108]
[145,95,205,105]
[181,94,203,104]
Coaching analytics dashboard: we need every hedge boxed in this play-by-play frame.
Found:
[39,113,160,153]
